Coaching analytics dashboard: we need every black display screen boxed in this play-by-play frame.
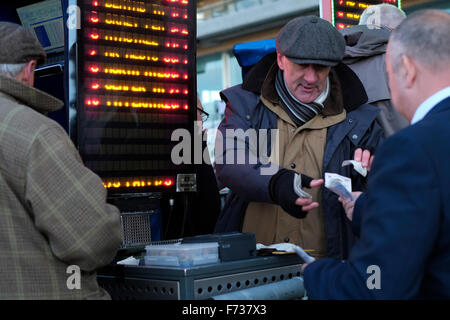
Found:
[75,0,196,194]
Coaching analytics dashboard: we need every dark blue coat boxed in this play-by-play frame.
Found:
[214,63,384,259]
[303,97,450,299]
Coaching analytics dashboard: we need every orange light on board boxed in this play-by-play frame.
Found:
[105,2,146,12]
[163,57,180,64]
[89,66,100,73]
[89,50,97,56]
[105,100,184,110]
[90,33,99,40]
[358,3,369,9]
[93,1,99,6]
[103,178,174,189]
[152,87,166,93]
[104,35,159,46]
[105,51,120,58]
[105,19,137,28]
[166,41,180,48]
[91,83,100,90]
[90,17,99,23]
[86,98,100,106]
[132,181,141,187]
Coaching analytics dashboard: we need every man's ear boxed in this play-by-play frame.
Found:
[401,55,417,89]
[276,52,285,71]
[17,60,37,86]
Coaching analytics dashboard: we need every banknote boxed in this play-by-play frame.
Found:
[293,173,312,199]
[324,172,354,200]
[342,160,367,177]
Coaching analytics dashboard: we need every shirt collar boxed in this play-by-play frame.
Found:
[411,86,450,124]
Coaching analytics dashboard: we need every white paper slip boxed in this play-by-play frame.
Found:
[293,173,312,199]
[256,243,315,264]
[117,256,140,266]
[324,172,354,200]
[342,160,367,177]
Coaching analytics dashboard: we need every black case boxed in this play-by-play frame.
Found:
[182,232,256,262]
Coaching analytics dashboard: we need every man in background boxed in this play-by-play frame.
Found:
[214,16,383,260]
[340,4,409,137]
[0,22,122,299]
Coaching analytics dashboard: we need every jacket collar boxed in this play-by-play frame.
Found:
[262,61,345,112]
[413,89,450,124]
[0,75,63,114]
[243,52,368,112]
[426,96,450,118]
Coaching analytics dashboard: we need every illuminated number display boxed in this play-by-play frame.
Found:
[332,0,401,29]
[75,0,196,193]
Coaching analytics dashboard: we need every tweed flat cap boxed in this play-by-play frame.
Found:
[0,22,46,64]
[276,16,345,66]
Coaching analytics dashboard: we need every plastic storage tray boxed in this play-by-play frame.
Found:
[144,242,219,267]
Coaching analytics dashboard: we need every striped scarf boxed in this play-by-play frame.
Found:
[275,69,330,127]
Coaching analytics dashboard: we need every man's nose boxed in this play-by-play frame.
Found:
[303,65,319,83]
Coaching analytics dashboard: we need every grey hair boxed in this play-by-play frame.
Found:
[359,4,406,30]
[0,63,27,78]
[389,10,450,72]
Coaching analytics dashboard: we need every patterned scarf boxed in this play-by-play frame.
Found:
[275,69,330,127]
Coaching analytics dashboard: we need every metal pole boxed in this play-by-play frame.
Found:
[212,276,305,300]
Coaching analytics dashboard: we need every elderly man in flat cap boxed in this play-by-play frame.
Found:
[0,22,122,299]
[214,16,384,260]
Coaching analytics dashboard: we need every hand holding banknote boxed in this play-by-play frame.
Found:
[353,148,374,172]
[338,191,362,221]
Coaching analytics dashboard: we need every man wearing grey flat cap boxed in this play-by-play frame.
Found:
[0,22,122,299]
[214,16,384,260]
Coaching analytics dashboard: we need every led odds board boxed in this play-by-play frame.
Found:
[67,0,196,194]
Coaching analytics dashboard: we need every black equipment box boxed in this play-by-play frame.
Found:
[181,232,256,262]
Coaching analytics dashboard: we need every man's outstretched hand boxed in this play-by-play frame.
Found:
[295,179,324,211]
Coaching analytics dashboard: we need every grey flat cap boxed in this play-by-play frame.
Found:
[276,16,345,66]
[0,22,46,64]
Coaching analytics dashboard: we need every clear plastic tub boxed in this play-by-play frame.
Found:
[144,242,219,267]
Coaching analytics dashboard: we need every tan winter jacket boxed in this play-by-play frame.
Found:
[243,66,346,258]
